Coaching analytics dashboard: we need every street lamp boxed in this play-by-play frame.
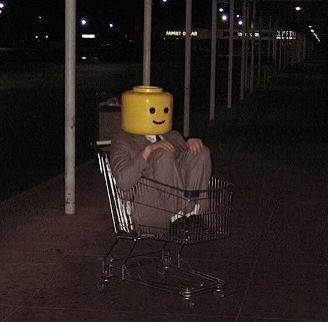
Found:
[0,3,5,9]
[221,14,228,22]
[81,18,88,26]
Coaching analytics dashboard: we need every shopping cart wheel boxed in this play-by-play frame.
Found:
[180,289,195,308]
[213,284,225,298]
[161,250,172,267]
[183,299,196,309]
[97,277,109,293]
[157,265,169,279]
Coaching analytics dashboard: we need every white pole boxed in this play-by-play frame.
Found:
[65,0,76,215]
[250,0,256,94]
[257,10,262,85]
[209,0,217,120]
[184,0,192,137]
[273,22,277,72]
[267,19,272,62]
[279,29,282,70]
[143,0,152,85]
[245,0,250,92]
[227,0,235,109]
[302,34,307,62]
[240,0,247,100]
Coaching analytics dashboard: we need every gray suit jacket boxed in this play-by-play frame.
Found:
[110,130,187,191]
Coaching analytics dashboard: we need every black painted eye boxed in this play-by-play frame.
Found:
[149,107,156,114]
[164,107,169,113]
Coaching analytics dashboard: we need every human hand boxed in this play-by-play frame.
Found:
[142,140,175,160]
[150,140,175,153]
[186,138,203,154]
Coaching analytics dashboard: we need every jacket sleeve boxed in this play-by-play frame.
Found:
[167,130,188,152]
[110,136,149,191]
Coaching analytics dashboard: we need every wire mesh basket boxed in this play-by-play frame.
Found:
[98,149,233,244]
[96,145,234,300]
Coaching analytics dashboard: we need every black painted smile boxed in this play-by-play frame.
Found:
[153,120,165,125]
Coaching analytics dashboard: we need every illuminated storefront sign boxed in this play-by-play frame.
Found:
[237,31,296,40]
[237,32,260,38]
[82,34,96,39]
[276,31,296,40]
[165,30,198,37]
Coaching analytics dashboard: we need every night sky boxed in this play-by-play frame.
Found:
[0,0,327,45]
[0,1,231,44]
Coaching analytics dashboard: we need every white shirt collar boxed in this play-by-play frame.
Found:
[145,135,163,143]
[145,135,156,143]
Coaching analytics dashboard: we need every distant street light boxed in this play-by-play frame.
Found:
[0,2,5,9]
[295,6,301,11]
[219,8,224,13]
[221,14,228,22]
[109,23,114,28]
[81,18,87,26]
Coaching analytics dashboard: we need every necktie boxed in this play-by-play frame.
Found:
[156,135,162,142]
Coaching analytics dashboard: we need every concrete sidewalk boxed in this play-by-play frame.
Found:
[1,53,328,321]
[1,153,328,321]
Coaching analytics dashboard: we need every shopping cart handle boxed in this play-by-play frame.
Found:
[90,140,112,153]
[96,140,112,146]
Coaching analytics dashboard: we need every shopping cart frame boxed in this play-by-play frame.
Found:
[95,141,234,301]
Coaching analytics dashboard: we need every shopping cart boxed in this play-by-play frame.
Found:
[96,142,234,301]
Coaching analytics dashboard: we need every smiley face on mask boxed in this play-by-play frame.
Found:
[121,86,173,135]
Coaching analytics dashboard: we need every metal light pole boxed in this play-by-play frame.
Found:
[184,0,192,137]
[65,0,76,214]
[209,0,218,120]
[227,0,235,109]
[240,0,247,100]
[250,0,256,94]
[143,0,152,85]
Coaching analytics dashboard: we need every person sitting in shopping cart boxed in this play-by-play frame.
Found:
[110,86,211,231]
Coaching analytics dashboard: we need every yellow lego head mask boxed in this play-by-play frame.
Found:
[121,86,173,135]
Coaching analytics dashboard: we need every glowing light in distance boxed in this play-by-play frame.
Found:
[81,18,87,25]
[295,6,301,11]
[82,34,96,39]
[0,3,4,9]
[221,14,228,21]
[109,23,114,28]
[219,8,224,13]
[238,20,243,25]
